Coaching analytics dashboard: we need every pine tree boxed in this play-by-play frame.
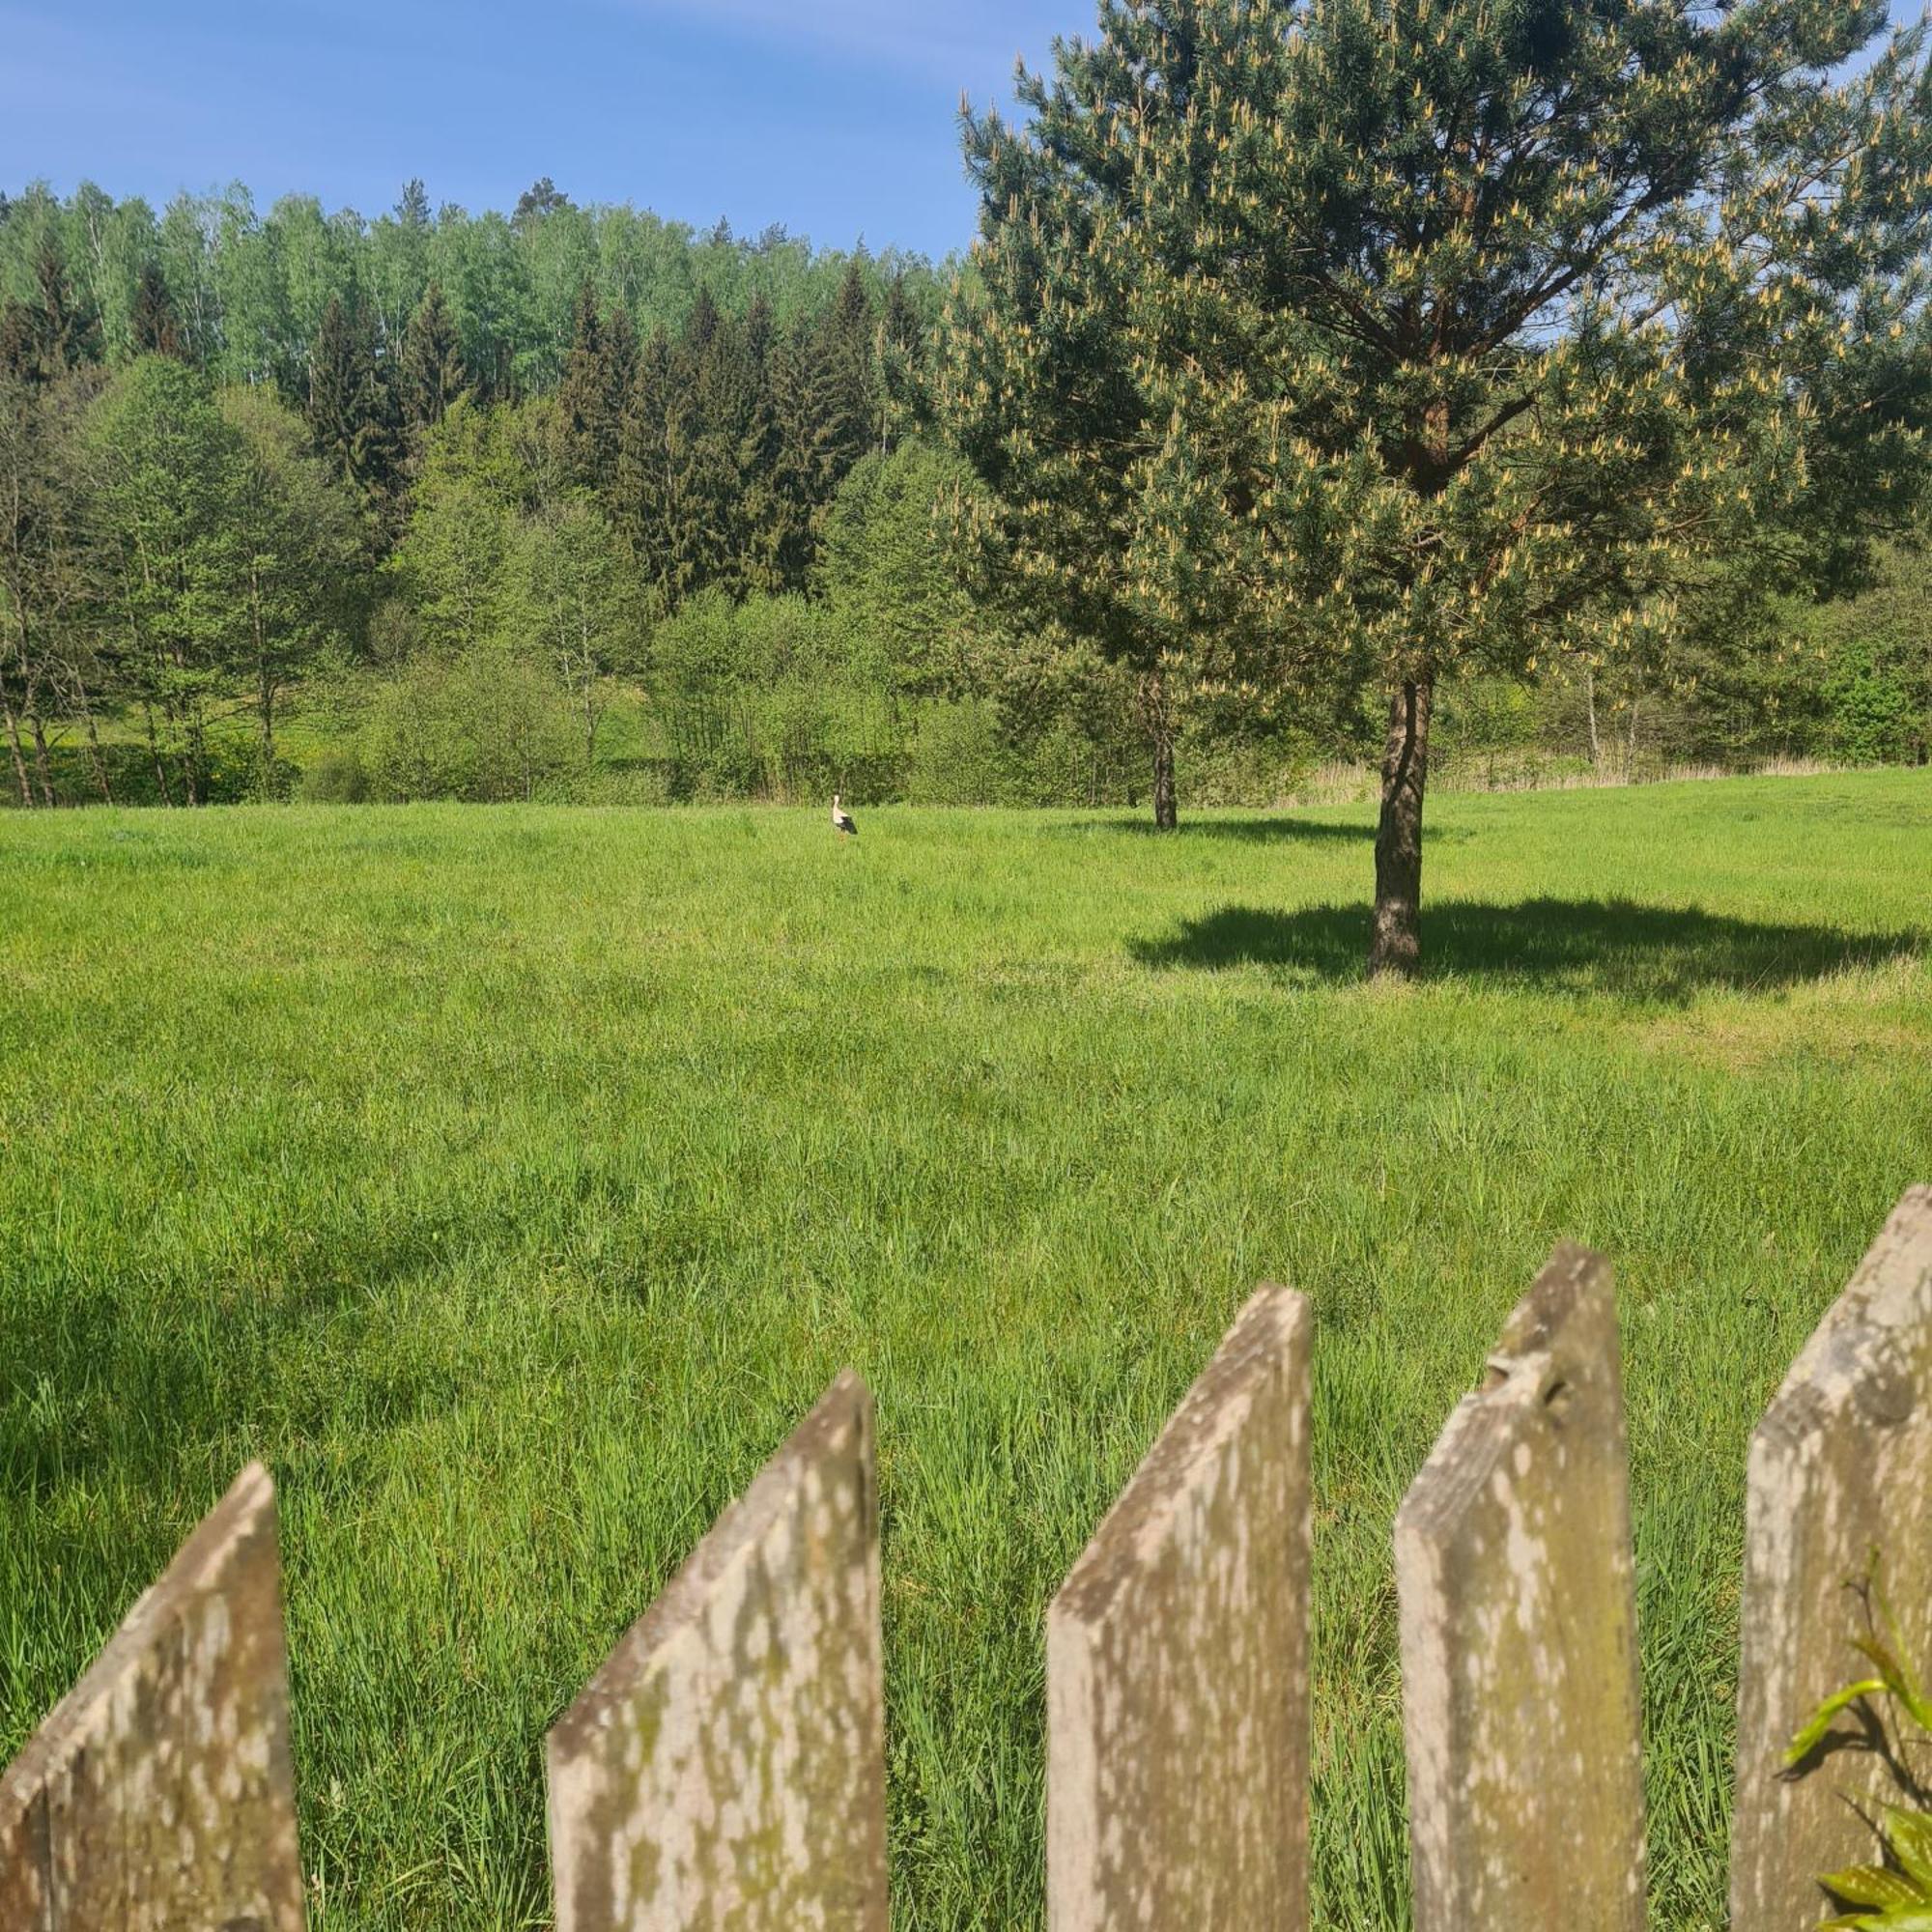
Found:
[306,294,401,521]
[944,0,1932,956]
[513,178,573,229]
[129,262,184,359]
[398,280,469,437]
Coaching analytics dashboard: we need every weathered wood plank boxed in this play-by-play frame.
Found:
[1732,1185,1932,1930]
[547,1371,888,1931]
[1396,1245,1646,1932]
[0,1462,305,1931]
[1047,1287,1313,1931]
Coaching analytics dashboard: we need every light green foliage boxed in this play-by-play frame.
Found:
[1788,1569,1932,1930]
[0,180,952,401]
[385,397,526,652]
[218,384,362,783]
[817,440,989,703]
[1804,545,1932,767]
[1816,1812,1932,1932]
[371,398,639,796]
[82,357,247,801]
[77,359,362,802]
[1,773,1928,1928]
[647,586,893,800]
[510,491,646,765]
[356,639,576,804]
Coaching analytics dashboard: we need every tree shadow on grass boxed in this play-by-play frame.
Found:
[1061,814,1375,844]
[1129,896,1926,1000]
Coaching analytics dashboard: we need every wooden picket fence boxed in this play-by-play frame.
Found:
[3,1188,1928,1928]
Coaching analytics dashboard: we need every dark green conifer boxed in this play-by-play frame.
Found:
[306,294,401,516]
[129,262,184,359]
[397,280,468,436]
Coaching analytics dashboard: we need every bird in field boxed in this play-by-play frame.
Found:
[831,794,859,839]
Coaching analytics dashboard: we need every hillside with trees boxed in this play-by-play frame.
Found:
[2,31,1929,832]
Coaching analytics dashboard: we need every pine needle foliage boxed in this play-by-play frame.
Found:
[942,0,1932,952]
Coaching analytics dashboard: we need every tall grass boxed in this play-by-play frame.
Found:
[2,772,1928,1928]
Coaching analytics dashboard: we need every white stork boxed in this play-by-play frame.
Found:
[831,794,859,839]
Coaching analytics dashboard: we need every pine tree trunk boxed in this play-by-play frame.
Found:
[1370,675,1434,980]
[1139,669,1179,831]
[1152,728,1177,831]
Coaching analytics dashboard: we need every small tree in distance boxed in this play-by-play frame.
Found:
[944,0,1932,970]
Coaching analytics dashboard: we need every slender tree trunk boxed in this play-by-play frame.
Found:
[181,689,206,808]
[259,667,276,787]
[1139,669,1178,831]
[143,700,175,809]
[8,619,53,805]
[1585,671,1602,767]
[76,680,114,806]
[1370,675,1435,981]
[1625,696,1641,780]
[2,688,32,808]
[26,706,54,808]
[251,568,277,795]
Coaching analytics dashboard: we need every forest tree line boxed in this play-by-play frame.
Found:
[1,168,1927,814]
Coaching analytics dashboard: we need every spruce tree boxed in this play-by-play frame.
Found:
[613,326,705,607]
[0,236,102,387]
[129,262,184,359]
[737,293,789,591]
[398,280,469,437]
[815,260,876,479]
[556,279,629,492]
[762,323,847,591]
[943,0,1932,959]
[689,290,762,591]
[305,294,401,521]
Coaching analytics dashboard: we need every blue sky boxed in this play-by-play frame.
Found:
[2,1,1924,262]
[0,0,1071,260]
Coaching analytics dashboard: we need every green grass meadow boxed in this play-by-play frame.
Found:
[3,773,1929,1927]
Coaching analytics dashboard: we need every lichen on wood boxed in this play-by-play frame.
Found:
[546,1371,889,1930]
[1395,1245,1646,1932]
[0,1462,305,1931]
[1732,1187,1932,1931]
[1048,1287,1313,1931]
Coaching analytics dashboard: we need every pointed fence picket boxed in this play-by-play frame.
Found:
[3,1191,1928,1927]
[1396,1244,1648,1930]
